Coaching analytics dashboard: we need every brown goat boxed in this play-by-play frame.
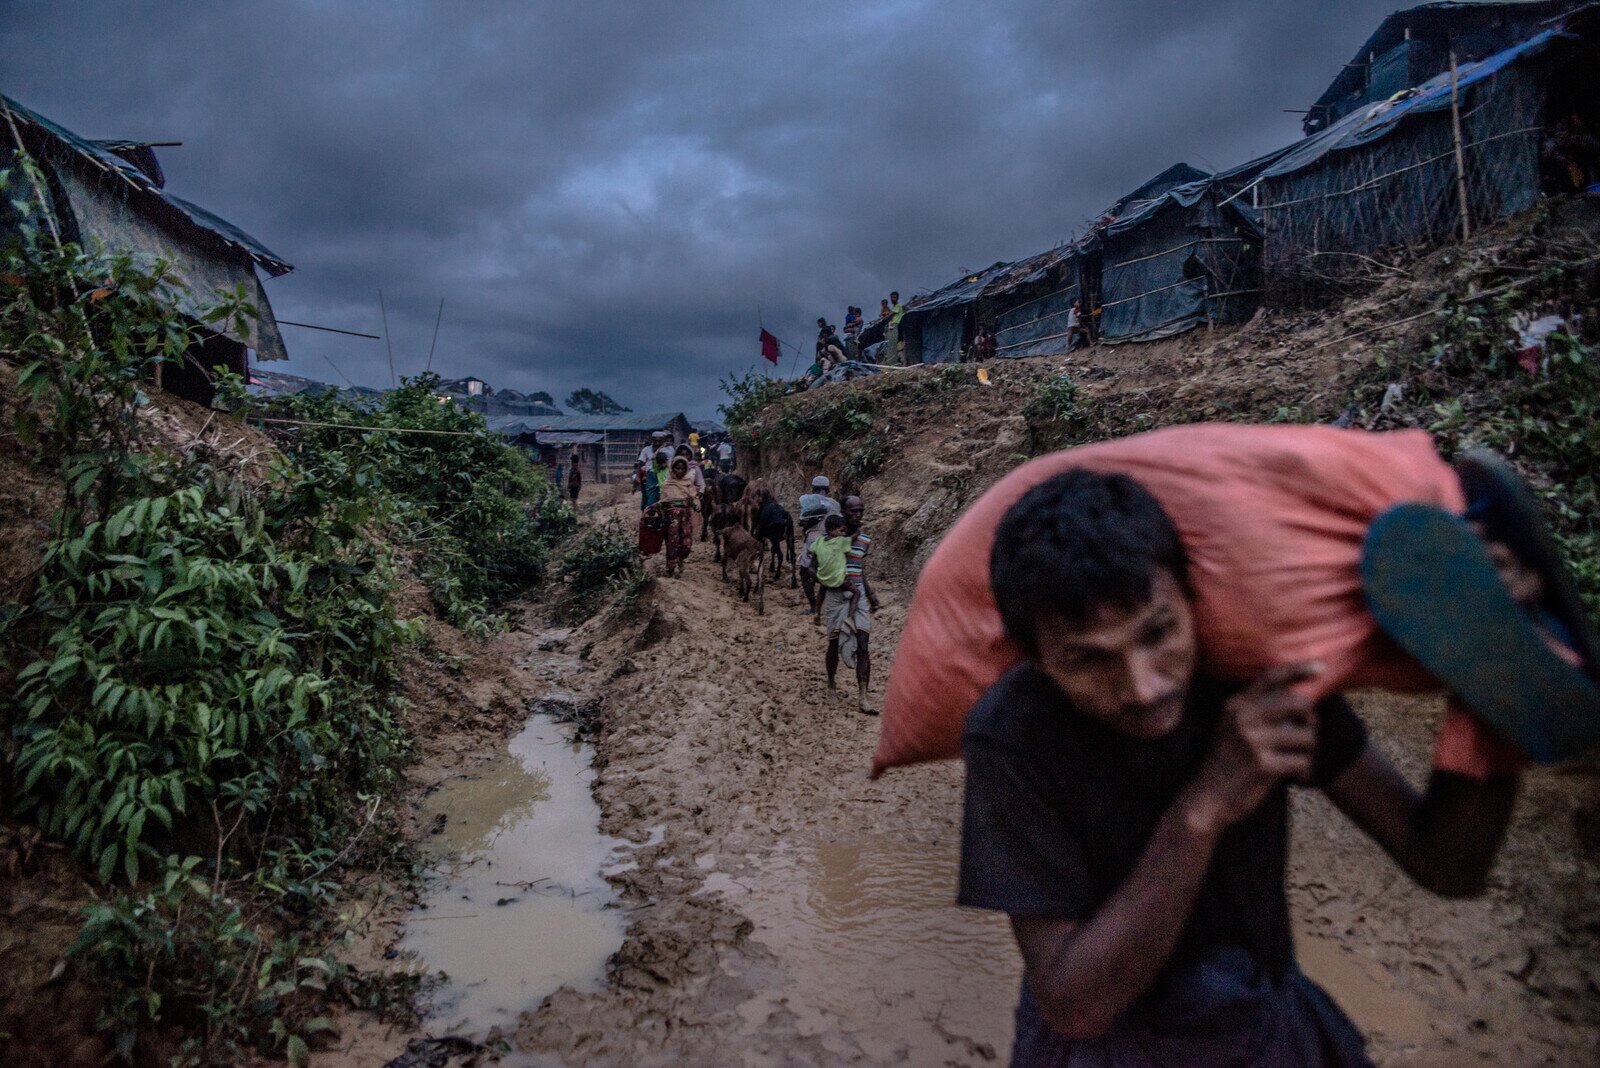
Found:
[718,523,766,614]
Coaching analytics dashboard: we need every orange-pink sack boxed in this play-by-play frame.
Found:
[875,423,1514,779]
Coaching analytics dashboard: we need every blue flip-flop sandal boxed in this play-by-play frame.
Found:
[1455,449,1598,679]
[1362,499,1600,763]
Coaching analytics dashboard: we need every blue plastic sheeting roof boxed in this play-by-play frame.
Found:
[903,260,1013,317]
[2,94,292,276]
[1107,179,1263,239]
[1263,27,1564,180]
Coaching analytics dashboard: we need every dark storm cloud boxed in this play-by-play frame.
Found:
[2,0,1398,411]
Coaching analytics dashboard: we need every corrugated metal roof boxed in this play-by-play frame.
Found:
[536,431,605,445]
[491,411,690,433]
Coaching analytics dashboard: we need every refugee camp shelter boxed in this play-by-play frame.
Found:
[1304,1,1582,134]
[1096,164,1267,344]
[986,245,1087,359]
[891,261,1013,364]
[489,412,694,483]
[1260,8,1598,297]
[1,95,293,405]
[436,378,563,418]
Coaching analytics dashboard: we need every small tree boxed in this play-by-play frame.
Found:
[566,388,630,415]
[529,390,554,405]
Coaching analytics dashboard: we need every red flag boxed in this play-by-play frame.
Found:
[759,328,780,365]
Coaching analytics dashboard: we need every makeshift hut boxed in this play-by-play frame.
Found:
[1260,10,1598,299]
[490,412,693,484]
[1303,1,1582,134]
[985,245,1088,359]
[891,262,1013,364]
[1096,166,1267,344]
[1,95,293,405]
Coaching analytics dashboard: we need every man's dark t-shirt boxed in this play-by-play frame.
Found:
[960,663,1374,1067]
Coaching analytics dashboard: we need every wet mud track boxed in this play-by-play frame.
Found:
[502,503,1596,1065]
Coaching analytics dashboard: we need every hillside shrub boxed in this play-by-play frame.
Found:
[0,165,532,1061]
[555,519,646,617]
[263,374,575,628]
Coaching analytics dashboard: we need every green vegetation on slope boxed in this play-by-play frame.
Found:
[0,159,573,1063]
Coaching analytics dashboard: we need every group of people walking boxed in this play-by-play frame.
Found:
[635,430,729,577]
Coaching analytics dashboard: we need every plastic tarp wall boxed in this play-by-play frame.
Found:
[993,271,1081,359]
[1099,187,1262,344]
[1261,46,1547,293]
[918,307,966,363]
[49,164,289,361]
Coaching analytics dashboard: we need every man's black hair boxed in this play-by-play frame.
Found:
[990,469,1188,657]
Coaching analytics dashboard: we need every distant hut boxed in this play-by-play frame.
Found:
[0,94,293,405]
[985,245,1086,359]
[891,262,1012,364]
[490,412,693,484]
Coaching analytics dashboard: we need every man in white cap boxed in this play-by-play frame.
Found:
[640,430,667,468]
[797,475,843,617]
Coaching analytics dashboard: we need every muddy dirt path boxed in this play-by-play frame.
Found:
[490,491,1600,1067]
[513,499,1021,1065]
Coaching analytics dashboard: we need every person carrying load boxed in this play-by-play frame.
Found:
[797,475,842,615]
[874,424,1598,1066]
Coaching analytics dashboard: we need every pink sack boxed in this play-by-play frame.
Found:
[874,424,1514,779]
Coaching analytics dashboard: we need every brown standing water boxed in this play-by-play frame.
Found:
[713,835,1020,1062]
[404,716,628,1039]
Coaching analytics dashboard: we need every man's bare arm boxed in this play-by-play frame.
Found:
[1324,746,1517,897]
[1012,792,1224,1039]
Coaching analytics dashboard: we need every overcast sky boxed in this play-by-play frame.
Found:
[4,1,1400,414]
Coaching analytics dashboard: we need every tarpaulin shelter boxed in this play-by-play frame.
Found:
[1304,1,1581,134]
[986,245,1086,359]
[1097,168,1267,344]
[892,261,1013,364]
[1259,11,1596,298]
[1,94,293,404]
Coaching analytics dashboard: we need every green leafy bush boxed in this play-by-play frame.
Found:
[718,369,788,441]
[555,519,646,616]
[264,374,575,627]
[0,173,451,1060]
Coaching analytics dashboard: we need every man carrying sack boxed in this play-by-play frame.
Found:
[875,424,1597,1066]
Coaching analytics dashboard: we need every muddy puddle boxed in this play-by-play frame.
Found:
[709,834,1022,1064]
[404,716,628,1038]
[1297,931,1434,1047]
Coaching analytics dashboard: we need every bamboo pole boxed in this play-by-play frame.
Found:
[1449,50,1472,242]
[378,289,397,387]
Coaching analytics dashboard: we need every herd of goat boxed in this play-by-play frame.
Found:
[699,473,795,615]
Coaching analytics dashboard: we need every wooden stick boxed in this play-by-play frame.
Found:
[378,289,397,387]
[1450,51,1472,242]
[425,298,445,373]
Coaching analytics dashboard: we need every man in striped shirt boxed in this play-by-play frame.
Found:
[823,494,880,714]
